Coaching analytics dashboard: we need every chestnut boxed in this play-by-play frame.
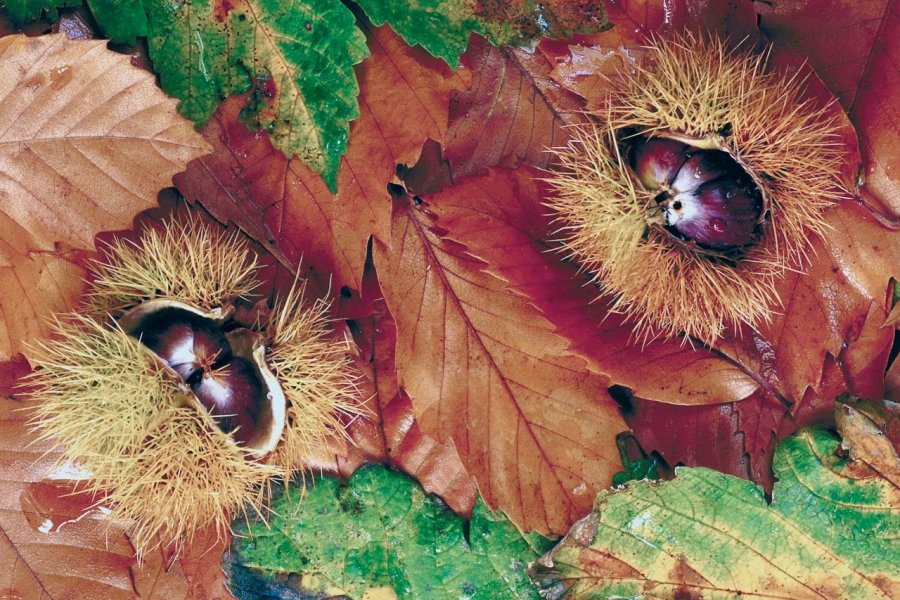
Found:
[631,137,691,190]
[191,357,264,445]
[132,308,232,381]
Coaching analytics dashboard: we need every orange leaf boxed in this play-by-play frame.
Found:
[375,185,626,536]
[0,34,210,360]
[414,164,759,406]
[347,264,478,515]
[2,350,233,599]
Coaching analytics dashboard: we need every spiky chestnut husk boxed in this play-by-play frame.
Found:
[545,35,846,343]
[26,217,361,558]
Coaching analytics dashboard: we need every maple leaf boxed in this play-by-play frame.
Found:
[375,185,627,536]
[0,33,210,361]
[531,425,900,599]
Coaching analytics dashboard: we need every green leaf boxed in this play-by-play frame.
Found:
[3,0,79,24]
[84,0,368,190]
[530,427,900,599]
[86,0,147,43]
[353,0,610,68]
[227,465,554,599]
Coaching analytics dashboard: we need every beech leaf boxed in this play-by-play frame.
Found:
[375,186,627,536]
[0,33,210,360]
[531,426,900,599]
[226,465,553,599]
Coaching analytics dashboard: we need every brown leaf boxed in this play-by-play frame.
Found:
[402,161,759,406]
[174,22,466,292]
[443,36,584,181]
[0,33,210,360]
[536,0,761,109]
[836,398,900,488]
[347,265,478,515]
[0,396,134,598]
[375,185,626,536]
[721,201,899,407]
[757,0,900,218]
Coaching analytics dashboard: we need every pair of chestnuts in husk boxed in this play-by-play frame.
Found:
[124,303,276,452]
[27,219,360,556]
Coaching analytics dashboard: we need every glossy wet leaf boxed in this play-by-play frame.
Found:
[86,0,369,190]
[226,465,553,599]
[354,0,609,68]
[531,426,900,599]
[376,186,626,536]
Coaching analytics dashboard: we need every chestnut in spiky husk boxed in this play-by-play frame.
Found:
[546,34,847,343]
[630,139,764,250]
[26,218,361,557]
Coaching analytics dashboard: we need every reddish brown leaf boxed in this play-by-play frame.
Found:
[0,395,233,599]
[719,201,899,406]
[344,261,478,515]
[375,186,626,535]
[535,0,761,109]
[174,22,466,292]
[443,36,584,181]
[757,0,900,217]
[402,162,759,406]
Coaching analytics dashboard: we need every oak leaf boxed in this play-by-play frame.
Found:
[0,33,210,361]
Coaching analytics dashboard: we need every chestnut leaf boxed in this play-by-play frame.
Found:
[531,425,900,599]
[354,0,610,68]
[226,465,553,600]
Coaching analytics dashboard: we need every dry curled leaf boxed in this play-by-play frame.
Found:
[0,33,210,360]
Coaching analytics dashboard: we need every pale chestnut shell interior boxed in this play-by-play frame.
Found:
[118,298,286,458]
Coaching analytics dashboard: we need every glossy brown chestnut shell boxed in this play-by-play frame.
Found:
[118,299,286,457]
[627,133,768,252]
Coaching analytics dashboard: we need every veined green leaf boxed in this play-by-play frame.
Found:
[147,0,367,190]
[530,426,900,599]
[353,0,610,68]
